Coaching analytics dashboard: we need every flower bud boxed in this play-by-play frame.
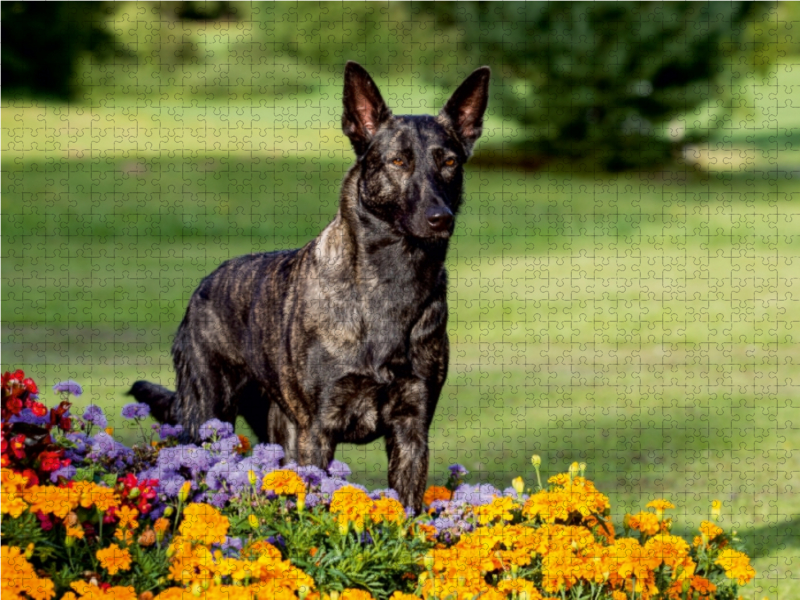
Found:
[214,574,222,587]
[105,427,114,436]
[163,507,174,518]
[249,514,259,530]
[569,462,580,479]
[247,470,257,486]
[711,500,721,521]
[24,543,34,559]
[298,586,310,600]
[512,477,524,496]
[138,529,156,547]
[191,583,203,597]
[297,493,306,513]
[128,488,141,500]
[423,552,435,571]
[178,481,191,503]
[579,462,587,477]
[531,455,541,468]
[139,592,154,600]
[65,535,75,548]
[329,591,340,600]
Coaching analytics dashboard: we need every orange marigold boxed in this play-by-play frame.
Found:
[69,581,137,600]
[370,496,406,525]
[627,511,661,536]
[97,544,132,575]
[1,469,30,518]
[423,485,452,507]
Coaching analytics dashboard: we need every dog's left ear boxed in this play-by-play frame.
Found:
[439,67,491,156]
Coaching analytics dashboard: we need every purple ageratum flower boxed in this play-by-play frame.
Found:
[198,419,234,441]
[219,536,242,556]
[208,491,231,509]
[82,405,108,429]
[319,476,366,499]
[251,444,284,469]
[284,463,326,488]
[369,488,400,502]
[159,475,191,499]
[210,435,241,456]
[452,483,501,507]
[449,464,468,479]
[304,492,322,508]
[50,465,77,483]
[65,432,90,455]
[9,408,50,427]
[157,445,212,478]
[327,459,351,479]
[205,459,240,491]
[159,423,184,440]
[121,402,150,420]
[53,380,83,397]
[88,432,120,459]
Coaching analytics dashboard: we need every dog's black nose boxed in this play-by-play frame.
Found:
[426,207,453,232]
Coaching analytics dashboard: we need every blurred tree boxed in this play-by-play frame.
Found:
[2,2,118,100]
[428,2,767,170]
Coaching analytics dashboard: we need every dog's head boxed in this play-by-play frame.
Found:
[342,62,490,241]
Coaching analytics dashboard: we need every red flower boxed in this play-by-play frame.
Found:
[59,416,72,431]
[21,469,39,486]
[10,435,26,459]
[6,396,23,416]
[27,401,47,418]
[39,450,63,472]
[22,378,38,395]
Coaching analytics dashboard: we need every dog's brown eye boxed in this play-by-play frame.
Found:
[444,158,456,167]
[392,158,404,167]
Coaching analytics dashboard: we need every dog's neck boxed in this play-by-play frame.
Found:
[314,167,450,290]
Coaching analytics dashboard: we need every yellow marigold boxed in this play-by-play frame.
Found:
[340,590,374,600]
[84,484,119,513]
[154,517,171,533]
[97,544,132,575]
[644,534,695,580]
[627,511,661,536]
[1,469,30,518]
[370,496,406,525]
[522,491,571,523]
[423,485,452,507]
[117,505,140,530]
[24,485,77,519]
[178,503,230,546]
[70,581,137,600]
[646,498,675,516]
[261,469,307,497]
[715,549,756,585]
[472,496,519,525]
[2,546,56,600]
[497,578,543,600]
[693,520,725,547]
[330,485,373,533]
[388,593,421,600]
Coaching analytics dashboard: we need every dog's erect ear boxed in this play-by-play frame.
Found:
[439,67,491,156]
[342,62,392,155]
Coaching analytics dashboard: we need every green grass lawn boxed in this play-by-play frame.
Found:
[3,101,800,597]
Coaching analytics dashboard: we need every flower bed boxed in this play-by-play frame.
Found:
[2,370,755,600]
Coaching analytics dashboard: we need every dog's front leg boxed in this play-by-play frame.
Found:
[384,379,432,514]
[297,423,336,471]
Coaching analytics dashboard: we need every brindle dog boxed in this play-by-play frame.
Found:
[129,62,490,512]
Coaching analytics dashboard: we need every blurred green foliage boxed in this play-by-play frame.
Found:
[1,1,119,100]
[428,2,769,170]
[0,1,790,169]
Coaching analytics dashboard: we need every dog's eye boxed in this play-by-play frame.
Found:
[392,158,405,167]
[443,158,456,167]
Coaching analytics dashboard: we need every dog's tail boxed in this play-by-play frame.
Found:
[128,381,177,423]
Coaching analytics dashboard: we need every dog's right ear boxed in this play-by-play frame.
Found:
[342,62,392,156]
